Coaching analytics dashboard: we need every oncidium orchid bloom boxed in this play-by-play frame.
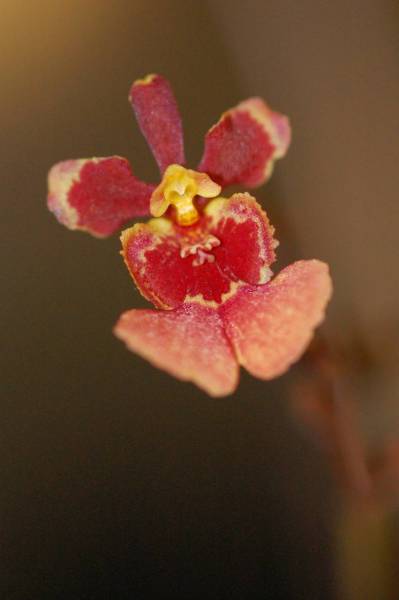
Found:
[47,74,332,397]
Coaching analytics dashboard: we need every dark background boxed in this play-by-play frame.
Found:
[2,1,399,598]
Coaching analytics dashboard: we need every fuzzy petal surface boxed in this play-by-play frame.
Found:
[120,218,233,309]
[121,193,277,309]
[114,304,239,397]
[205,193,277,285]
[47,157,154,237]
[220,260,332,380]
[129,74,185,174]
[199,98,291,188]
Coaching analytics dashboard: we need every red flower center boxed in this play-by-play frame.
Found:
[179,233,220,266]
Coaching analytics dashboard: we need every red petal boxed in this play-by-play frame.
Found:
[114,304,239,397]
[220,260,332,380]
[47,157,154,237]
[206,193,277,285]
[121,194,276,309]
[198,98,291,188]
[121,219,232,309]
[129,74,185,174]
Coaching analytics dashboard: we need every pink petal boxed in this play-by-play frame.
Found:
[129,74,185,174]
[114,304,239,397]
[47,157,155,237]
[220,260,332,380]
[198,98,291,188]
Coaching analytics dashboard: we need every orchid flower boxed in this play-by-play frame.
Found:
[47,74,332,397]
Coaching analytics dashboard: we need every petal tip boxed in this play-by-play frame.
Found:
[47,159,83,230]
[132,73,159,88]
[238,97,292,161]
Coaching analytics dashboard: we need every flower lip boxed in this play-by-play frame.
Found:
[121,193,277,309]
[149,164,221,226]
